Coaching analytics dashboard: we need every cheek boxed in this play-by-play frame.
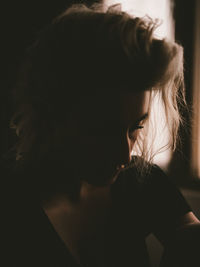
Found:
[77,134,125,162]
[129,131,140,150]
[76,135,111,153]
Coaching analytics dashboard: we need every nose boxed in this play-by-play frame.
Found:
[117,131,132,165]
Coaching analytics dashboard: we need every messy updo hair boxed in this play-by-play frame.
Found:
[10,3,185,201]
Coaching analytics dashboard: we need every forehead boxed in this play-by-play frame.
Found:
[119,91,150,125]
[82,90,150,126]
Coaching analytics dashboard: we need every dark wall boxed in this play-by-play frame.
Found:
[170,0,197,186]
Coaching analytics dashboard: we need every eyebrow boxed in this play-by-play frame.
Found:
[135,113,149,125]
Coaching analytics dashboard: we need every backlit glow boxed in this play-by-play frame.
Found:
[191,0,200,178]
[104,0,174,169]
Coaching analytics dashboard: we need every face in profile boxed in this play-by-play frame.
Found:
[64,90,150,186]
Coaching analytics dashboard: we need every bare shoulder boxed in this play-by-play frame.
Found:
[179,211,199,228]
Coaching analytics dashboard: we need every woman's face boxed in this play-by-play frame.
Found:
[65,90,150,185]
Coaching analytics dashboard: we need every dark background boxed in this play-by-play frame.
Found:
[170,0,197,186]
[0,0,198,186]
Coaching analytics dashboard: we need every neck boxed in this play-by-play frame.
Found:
[42,181,113,246]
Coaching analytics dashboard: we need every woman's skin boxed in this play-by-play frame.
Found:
[43,90,200,266]
[43,90,150,263]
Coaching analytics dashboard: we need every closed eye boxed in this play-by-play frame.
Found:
[129,125,144,131]
[128,125,144,139]
[128,113,148,138]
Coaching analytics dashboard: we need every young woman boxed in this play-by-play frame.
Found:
[6,3,200,267]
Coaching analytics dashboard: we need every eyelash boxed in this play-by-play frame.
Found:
[134,125,144,130]
[128,125,144,139]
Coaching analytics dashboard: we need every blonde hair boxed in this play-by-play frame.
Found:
[11,3,185,191]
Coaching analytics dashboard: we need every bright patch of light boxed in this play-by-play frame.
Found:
[104,0,174,170]
[105,0,174,39]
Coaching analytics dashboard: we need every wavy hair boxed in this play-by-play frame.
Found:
[10,3,186,200]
